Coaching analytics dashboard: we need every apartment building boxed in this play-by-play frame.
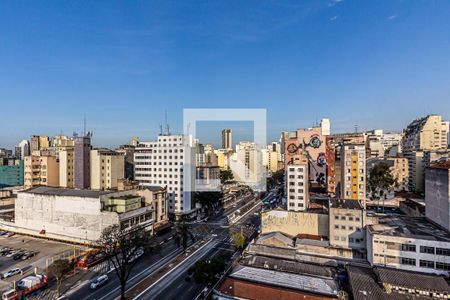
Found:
[329,199,365,257]
[425,161,450,231]
[90,148,125,190]
[366,157,409,191]
[59,147,75,188]
[74,134,91,189]
[286,155,309,211]
[134,134,197,219]
[24,155,59,188]
[262,143,281,174]
[230,141,264,190]
[15,140,30,160]
[0,160,24,188]
[403,114,449,193]
[30,135,50,153]
[340,143,366,207]
[367,216,450,275]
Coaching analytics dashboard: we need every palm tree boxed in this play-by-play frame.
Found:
[173,221,195,253]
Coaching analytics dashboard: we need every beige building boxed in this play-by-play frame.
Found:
[30,135,50,153]
[403,114,449,193]
[137,186,169,231]
[340,143,366,207]
[90,148,125,190]
[329,199,365,257]
[386,157,409,190]
[24,155,59,188]
[59,148,75,188]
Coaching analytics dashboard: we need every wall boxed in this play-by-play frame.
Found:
[261,210,329,237]
[14,192,119,243]
[425,168,450,231]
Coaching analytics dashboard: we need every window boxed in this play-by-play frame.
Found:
[419,260,435,269]
[436,262,450,271]
[401,257,416,266]
[436,248,450,256]
[420,246,435,254]
[401,244,416,252]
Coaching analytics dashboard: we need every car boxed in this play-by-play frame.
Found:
[6,232,15,238]
[21,251,38,260]
[1,268,22,279]
[90,274,109,290]
[13,251,26,260]
[6,250,21,258]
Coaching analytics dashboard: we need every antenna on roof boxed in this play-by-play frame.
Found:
[354,124,359,133]
[165,110,170,135]
[83,114,87,136]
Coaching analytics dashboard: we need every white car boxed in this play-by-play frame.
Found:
[90,274,109,290]
[1,268,22,279]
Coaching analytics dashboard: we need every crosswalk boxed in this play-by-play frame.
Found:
[26,288,57,300]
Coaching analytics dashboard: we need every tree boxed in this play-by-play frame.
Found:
[267,169,284,189]
[231,231,245,249]
[188,256,226,284]
[196,191,223,216]
[367,162,396,212]
[173,221,195,253]
[96,225,151,300]
[219,169,234,184]
[48,259,71,297]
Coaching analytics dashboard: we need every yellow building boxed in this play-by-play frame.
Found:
[59,147,75,188]
[386,157,409,190]
[24,155,59,188]
[90,148,125,190]
[30,135,50,154]
[340,143,366,207]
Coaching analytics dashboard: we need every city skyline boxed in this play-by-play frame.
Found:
[1,1,450,148]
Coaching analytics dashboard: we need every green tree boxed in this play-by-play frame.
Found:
[96,225,152,300]
[231,231,245,249]
[196,191,223,216]
[219,169,234,184]
[48,259,71,297]
[188,256,226,284]
[173,221,195,253]
[367,162,396,212]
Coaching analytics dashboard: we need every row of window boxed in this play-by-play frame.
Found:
[334,215,361,222]
[401,258,450,270]
[334,224,360,231]
[401,244,450,256]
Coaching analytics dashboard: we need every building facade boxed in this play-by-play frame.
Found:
[425,161,450,231]
[340,143,366,206]
[90,148,125,190]
[74,134,91,189]
[0,160,24,188]
[286,155,309,211]
[222,128,232,150]
[24,155,59,188]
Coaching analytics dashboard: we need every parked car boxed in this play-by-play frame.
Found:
[13,250,27,260]
[1,268,22,279]
[90,275,109,290]
[6,232,15,238]
[6,250,21,258]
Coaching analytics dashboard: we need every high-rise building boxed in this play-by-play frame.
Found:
[74,134,91,189]
[15,140,30,160]
[24,155,59,188]
[134,134,197,219]
[222,129,232,150]
[230,142,264,190]
[286,154,309,211]
[90,148,125,190]
[262,142,281,173]
[117,144,136,180]
[59,147,75,188]
[340,143,366,207]
[0,160,24,188]
[403,115,449,193]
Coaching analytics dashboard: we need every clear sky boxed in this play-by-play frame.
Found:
[1,0,449,149]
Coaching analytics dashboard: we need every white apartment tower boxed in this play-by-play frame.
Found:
[134,134,197,219]
[286,155,309,211]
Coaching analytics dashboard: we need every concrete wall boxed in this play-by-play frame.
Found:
[261,210,329,237]
[14,192,119,243]
[425,168,450,231]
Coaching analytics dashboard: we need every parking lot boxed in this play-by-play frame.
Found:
[0,231,84,291]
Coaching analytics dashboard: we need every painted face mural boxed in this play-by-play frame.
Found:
[287,143,298,154]
[309,134,322,149]
[317,153,326,167]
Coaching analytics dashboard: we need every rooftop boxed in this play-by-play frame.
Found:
[429,160,450,170]
[229,265,339,297]
[329,198,362,210]
[367,216,450,242]
[21,186,114,198]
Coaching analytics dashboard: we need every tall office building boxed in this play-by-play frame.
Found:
[134,134,197,219]
[90,148,125,190]
[74,133,91,189]
[340,143,366,207]
[402,114,449,193]
[222,129,232,150]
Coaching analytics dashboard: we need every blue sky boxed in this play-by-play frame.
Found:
[1,0,449,149]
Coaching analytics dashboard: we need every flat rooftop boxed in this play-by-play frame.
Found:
[329,198,362,210]
[21,186,114,198]
[367,216,450,242]
[229,265,339,297]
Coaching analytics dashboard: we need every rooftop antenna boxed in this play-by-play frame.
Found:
[83,114,87,136]
[159,124,163,135]
[165,110,170,135]
[354,124,359,133]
